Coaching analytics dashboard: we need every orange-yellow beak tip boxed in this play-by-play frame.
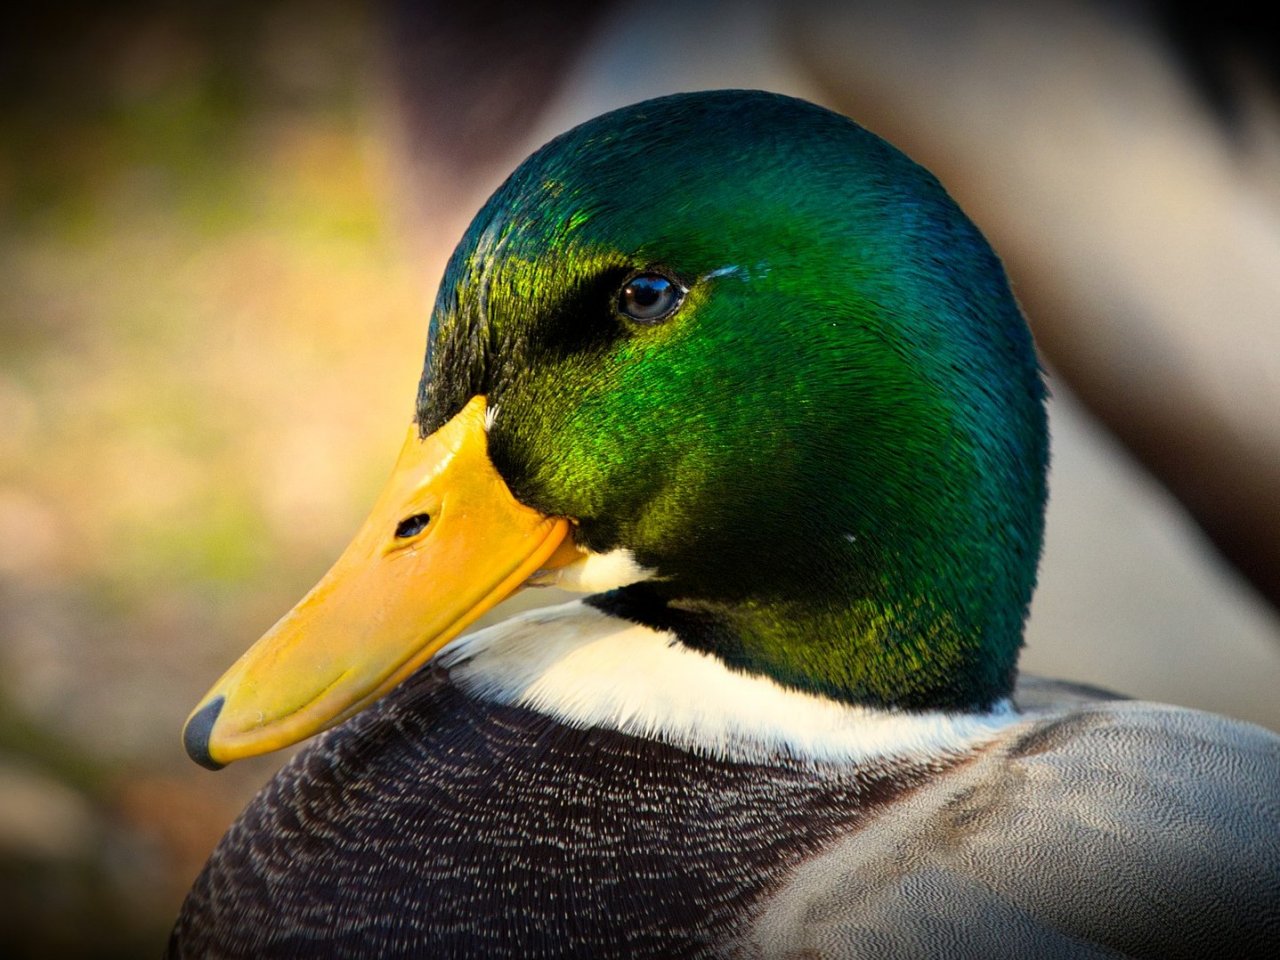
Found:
[180,396,584,768]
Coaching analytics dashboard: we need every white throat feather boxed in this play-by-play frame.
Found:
[440,600,1019,767]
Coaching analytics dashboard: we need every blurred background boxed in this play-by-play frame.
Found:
[2,1,1277,955]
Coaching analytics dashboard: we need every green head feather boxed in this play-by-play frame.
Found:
[418,90,1047,712]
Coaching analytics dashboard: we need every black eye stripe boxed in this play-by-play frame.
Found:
[618,272,684,323]
[394,513,431,539]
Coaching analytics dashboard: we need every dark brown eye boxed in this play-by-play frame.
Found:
[618,272,684,323]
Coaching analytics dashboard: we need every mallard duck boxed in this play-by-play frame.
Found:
[169,90,1280,958]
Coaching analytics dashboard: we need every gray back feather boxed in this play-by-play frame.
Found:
[746,689,1280,958]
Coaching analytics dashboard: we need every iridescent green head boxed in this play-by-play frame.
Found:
[419,90,1047,713]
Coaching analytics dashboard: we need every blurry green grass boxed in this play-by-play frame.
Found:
[1,3,436,955]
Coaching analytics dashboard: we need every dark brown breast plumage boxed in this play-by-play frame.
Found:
[167,661,928,960]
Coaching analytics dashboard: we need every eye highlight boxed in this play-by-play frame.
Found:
[617,272,684,323]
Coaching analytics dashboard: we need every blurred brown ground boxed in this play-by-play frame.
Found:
[1,3,429,954]
[1,1,1277,956]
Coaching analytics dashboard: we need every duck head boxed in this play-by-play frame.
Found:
[184,91,1047,769]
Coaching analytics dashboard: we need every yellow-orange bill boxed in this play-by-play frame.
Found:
[183,396,578,768]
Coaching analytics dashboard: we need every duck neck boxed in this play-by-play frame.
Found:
[591,534,1026,714]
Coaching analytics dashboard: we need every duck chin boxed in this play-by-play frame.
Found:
[528,546,655,593]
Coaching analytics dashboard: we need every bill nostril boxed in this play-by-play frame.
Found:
[395,513,431,539]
